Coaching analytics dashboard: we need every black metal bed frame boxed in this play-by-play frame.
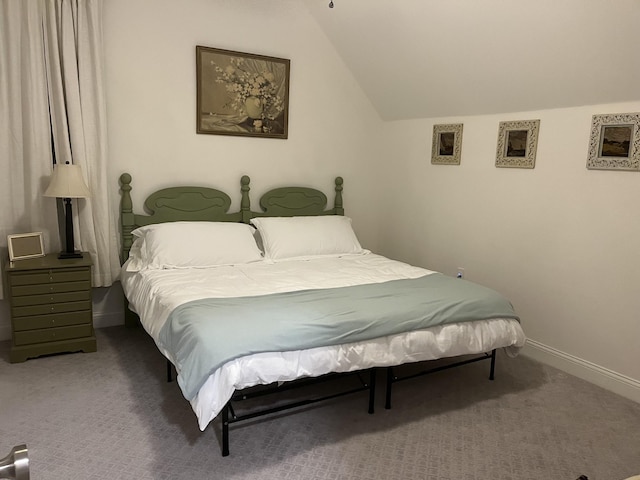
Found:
[221,369,376,456]
[384,349,496,409]
[166,348,496,456]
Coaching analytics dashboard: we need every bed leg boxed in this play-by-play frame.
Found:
[166,359,173,382]
[222,403,230,457]
[368,368,376,414]
[385,366,393,410]
[489,349,496,380]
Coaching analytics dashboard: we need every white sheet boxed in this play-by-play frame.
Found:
[121,252,526,430]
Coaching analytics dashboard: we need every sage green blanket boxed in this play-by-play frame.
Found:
[158,274,519,401]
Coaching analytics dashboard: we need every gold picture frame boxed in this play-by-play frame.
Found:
[196,46,290,139]
[495,119,540,169]
[431,123,463,165]
[586,112,640,171]
[8,232,45,261]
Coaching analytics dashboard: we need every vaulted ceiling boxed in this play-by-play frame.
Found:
[307,0,640,120]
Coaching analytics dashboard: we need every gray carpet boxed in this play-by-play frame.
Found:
[1,326,639,480]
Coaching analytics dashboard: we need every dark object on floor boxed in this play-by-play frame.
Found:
[576,476,588,480]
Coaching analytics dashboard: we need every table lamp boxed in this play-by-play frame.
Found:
[44,161,91,259]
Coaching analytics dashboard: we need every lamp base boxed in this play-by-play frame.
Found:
[58,250,83,259]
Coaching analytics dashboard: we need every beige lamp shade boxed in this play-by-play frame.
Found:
[44,163,91,198]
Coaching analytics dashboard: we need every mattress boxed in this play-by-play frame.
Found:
[121,252,526,430]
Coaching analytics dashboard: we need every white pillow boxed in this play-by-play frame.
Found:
[128,221,263,270]
[124,236,146,272]
[250,215,364,261]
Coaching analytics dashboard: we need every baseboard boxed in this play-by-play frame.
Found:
[521,339,640,404]
[93,310,125,329]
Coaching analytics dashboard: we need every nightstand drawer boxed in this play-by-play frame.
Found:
[6,253,95,362]
[13,311,92,332]
[11,280,91,297]
[13,324,93,346]
[12,300,91,318]
[11,290,91,308]
[9,268,90,286]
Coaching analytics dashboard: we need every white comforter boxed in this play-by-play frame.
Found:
[121,253,526,430]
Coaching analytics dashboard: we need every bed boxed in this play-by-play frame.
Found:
[118,173,526,456]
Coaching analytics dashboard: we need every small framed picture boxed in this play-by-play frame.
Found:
[495,119,540,169]
[587,113,640,171]
[8,232,45,261]
[431,123,463,165]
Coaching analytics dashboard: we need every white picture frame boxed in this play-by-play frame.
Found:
[495,119,540,169]
[7,232,45,261]
[431,123,463,165]
[586,112,640,171]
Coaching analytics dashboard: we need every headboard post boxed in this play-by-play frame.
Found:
[120,173,135,262]
[240,175,251,224]
[334,177,344,215]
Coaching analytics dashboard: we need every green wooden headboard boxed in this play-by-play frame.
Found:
[252,176,343,218]
[119,173,250,262]
[119,173,344,262]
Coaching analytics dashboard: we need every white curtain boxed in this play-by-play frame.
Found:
[42,0,120,286]
[0,0,60,299]
[0,0,120,295]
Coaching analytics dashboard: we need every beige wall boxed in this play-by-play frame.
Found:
[377,102,640,399]
[101,0,386,331]
[2,0,638,404]
[0,0,386,340]
[102,0,384,245]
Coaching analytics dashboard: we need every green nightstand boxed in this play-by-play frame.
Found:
[5,253,96,363]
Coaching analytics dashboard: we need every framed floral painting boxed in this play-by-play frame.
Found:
[196,46,290,139]
[586,112,640,171]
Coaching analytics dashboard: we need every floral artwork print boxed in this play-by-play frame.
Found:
[212,57,284,128]
[197,46,290,138]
